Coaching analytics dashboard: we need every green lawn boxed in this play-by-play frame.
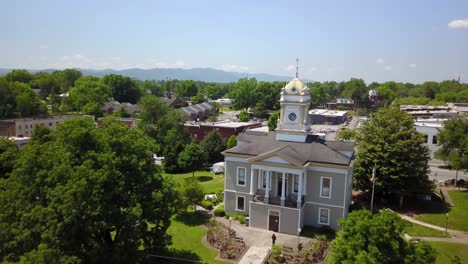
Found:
[166,212,227,264]
[415,190,468,231]
[163,170,224,194]
[427,242,468,264]
[403,220,449,237]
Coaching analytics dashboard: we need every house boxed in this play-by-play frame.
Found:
[179,102,214,122]
[185,120,262,142]
[101,101,141,116]
[0,115,95,138]
[222,76,355,234]
[159,96,187,108]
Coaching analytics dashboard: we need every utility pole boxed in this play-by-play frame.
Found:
[370,166,376,213]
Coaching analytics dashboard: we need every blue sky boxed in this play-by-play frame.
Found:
[2,0,467,83]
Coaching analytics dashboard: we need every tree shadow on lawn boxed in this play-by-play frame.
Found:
[148,249,202,263]
[197,175,214,182]
[353,191,451,216]
[174,211,211,226]
[390,195,451,216]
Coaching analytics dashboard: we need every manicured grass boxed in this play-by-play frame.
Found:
[166,212,227,264]
[427,242,468,264]
[415,190,468,231]
[163,170,224,194]
[403,220,449,237]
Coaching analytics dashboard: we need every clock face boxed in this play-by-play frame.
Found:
[288,112,297,121]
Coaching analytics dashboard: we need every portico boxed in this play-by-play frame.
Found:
[249,165,305,209]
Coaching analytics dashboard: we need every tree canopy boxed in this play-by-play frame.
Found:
[0,118,178,263]
[201,130,226,164]
[102,74,141,104]
[435,118,468,181]
[353,108,432,207]
[0,77,48,118]
[0,138,19,179]
[331,210,437,264]
[178,141,206,177]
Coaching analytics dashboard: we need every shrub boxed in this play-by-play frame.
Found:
[269,245,284,264]
[214,204,225,217]
[201,200,213,210]
[225,213,246,224]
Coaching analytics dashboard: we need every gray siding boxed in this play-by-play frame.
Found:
[305,170,346,207]
[225,160,252,193]
[224,190,251,215]
[303,203,344,230]
[250,202,301,235]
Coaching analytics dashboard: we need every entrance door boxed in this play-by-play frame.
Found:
[277,177,288,197]
[268,211,279,232]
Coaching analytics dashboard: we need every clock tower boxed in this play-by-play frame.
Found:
[275,74,311,142]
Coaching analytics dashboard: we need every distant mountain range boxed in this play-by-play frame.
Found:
[0,67,307,83]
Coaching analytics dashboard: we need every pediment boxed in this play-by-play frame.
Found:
[259,155,292,165]
[247,145,305,167]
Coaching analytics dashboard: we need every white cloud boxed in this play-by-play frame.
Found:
[409,63,416,68]
[39,45,48,49]
[308,67,317,72]
[448,19,468,29]
[376,58,384,64]
[285,64,295,72]
[152,60,189,69]
[384,65,392,71]
[218,64,249,72]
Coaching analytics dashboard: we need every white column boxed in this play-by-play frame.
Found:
[250,168,254,195]
[297,173,303,208]
[281,172,286,206]
[265,170,270,204]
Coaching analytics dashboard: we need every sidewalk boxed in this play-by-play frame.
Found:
[399,213,468,244]
[216,216,312,264]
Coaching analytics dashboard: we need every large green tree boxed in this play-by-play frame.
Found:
[435,118,468,186]
[0,138,19,179]
[331,210,437,264]
[341,78,368,109]
[229,78,257,110]
[102,74,141,104]
[66,76,111,112]
[354,108,432,207]
[178,141,206,177]
[201,130,226,164]
[0,78,47,118]
[0,118,178,263]
[5,69,34,83]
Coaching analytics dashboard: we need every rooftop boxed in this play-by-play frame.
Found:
[186,120,260,128]
[225,131,355,166]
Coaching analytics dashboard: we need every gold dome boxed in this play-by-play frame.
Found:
[284,77,306,95]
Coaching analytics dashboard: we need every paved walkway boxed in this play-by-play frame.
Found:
[216,216,312,263]
[399,213,468,244]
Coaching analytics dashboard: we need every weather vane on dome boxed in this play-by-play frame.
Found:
[296,58,299,78]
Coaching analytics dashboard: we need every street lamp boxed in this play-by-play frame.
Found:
[297,228,302,251]
[445,213,449,236]
[370,166,377,213]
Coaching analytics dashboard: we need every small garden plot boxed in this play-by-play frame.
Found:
[206,219,248,261]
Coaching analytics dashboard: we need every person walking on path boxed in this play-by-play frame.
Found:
[271,234,276,245]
